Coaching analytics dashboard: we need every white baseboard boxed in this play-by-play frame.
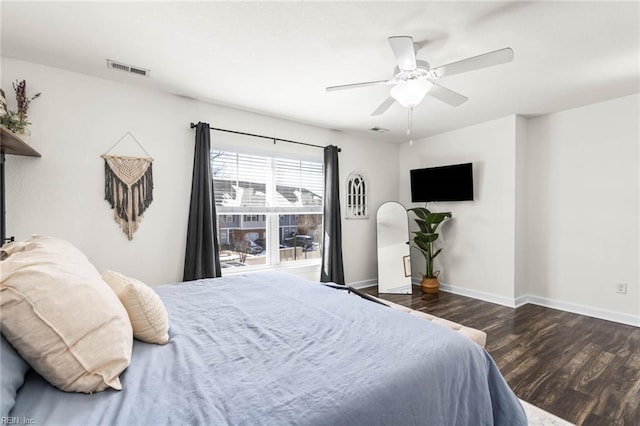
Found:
[412,278,639,327]
[349,279,377,289]
[410,277,517,307]
[350,280,414,293]
[436,281,518,308]
[516,294,640,327]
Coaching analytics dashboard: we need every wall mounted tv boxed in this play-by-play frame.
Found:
[410,162,474,202]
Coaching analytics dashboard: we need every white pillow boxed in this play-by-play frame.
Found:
[0,235,132,393]
[102,270,169,345]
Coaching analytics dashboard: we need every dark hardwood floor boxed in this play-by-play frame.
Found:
[363,286,640,426]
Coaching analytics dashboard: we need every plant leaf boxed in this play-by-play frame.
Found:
[413,236,432,253]
[432,248,443,259]
[426,212,452,232]
[425,212,451,225]
[413,232,438,243]
[408,207,431,220]
[414,219,429,233]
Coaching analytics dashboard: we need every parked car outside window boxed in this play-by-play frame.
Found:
[282,235,318,252]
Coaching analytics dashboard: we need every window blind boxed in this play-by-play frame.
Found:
[213,151,323,213]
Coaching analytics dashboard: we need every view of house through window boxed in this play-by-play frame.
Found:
[212,151,323,270]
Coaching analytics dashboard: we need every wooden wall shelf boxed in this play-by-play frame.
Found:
[1,124,41,243]
[0,125,41,157]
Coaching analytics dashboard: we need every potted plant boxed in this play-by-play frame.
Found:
[0,80,41,136]
[0,110,26,134]
[407,207,452,293]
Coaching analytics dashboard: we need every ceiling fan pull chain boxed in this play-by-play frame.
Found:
[408,107,414,146]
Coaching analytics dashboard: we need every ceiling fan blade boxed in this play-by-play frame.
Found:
[371,97,396,116]
[388,36,417,71]
[326,79,391,92]
[427,83,468,107]
[432,47,514,78]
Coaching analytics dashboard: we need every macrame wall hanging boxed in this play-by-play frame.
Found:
[101,132,154,240]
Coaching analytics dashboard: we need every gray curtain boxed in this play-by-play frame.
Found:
[183,122,221,281]
[321,145,345,284]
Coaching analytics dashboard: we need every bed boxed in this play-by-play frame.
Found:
[2,238,526,425]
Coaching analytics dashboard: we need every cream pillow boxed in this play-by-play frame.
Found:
[0,235,132,393]
[102,270,169,345]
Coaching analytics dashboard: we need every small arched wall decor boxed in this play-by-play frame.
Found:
[346,172,369,219]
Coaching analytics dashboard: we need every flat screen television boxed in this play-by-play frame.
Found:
[410,163,474,202]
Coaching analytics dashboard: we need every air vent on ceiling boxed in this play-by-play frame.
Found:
[370,127,390,133]
[107,59,150,77]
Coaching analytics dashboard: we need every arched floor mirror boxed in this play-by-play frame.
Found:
[376,201,412,294]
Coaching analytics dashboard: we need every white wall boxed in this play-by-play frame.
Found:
[6,57,636,323]
[398,116,518,303]
[524,94,639,321]
[514,116,528,299]
[2,57,398,286]
[398,95,639,325]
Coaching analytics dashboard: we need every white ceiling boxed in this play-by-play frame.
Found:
[2,1,639,143]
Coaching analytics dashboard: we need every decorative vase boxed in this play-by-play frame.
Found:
[420,276,439,294]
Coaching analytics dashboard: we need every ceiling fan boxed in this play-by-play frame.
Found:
[326,36,514,116]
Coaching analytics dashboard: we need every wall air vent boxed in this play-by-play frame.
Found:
[107,59,150,77]
[370,127,389,133]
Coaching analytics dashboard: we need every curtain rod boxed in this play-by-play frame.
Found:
[190,123,341,152]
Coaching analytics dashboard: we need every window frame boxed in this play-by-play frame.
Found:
[213,150,324,274]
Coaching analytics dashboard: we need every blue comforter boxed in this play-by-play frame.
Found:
[11,272,526,425]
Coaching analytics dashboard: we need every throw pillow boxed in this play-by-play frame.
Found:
[0,235,132,393]
[102,270,169,345]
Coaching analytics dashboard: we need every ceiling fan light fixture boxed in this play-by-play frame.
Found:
[390,79,433,108]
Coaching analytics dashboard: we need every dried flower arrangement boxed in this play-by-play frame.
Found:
[0,80,41,134]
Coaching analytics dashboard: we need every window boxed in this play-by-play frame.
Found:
[213,151,323,270]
